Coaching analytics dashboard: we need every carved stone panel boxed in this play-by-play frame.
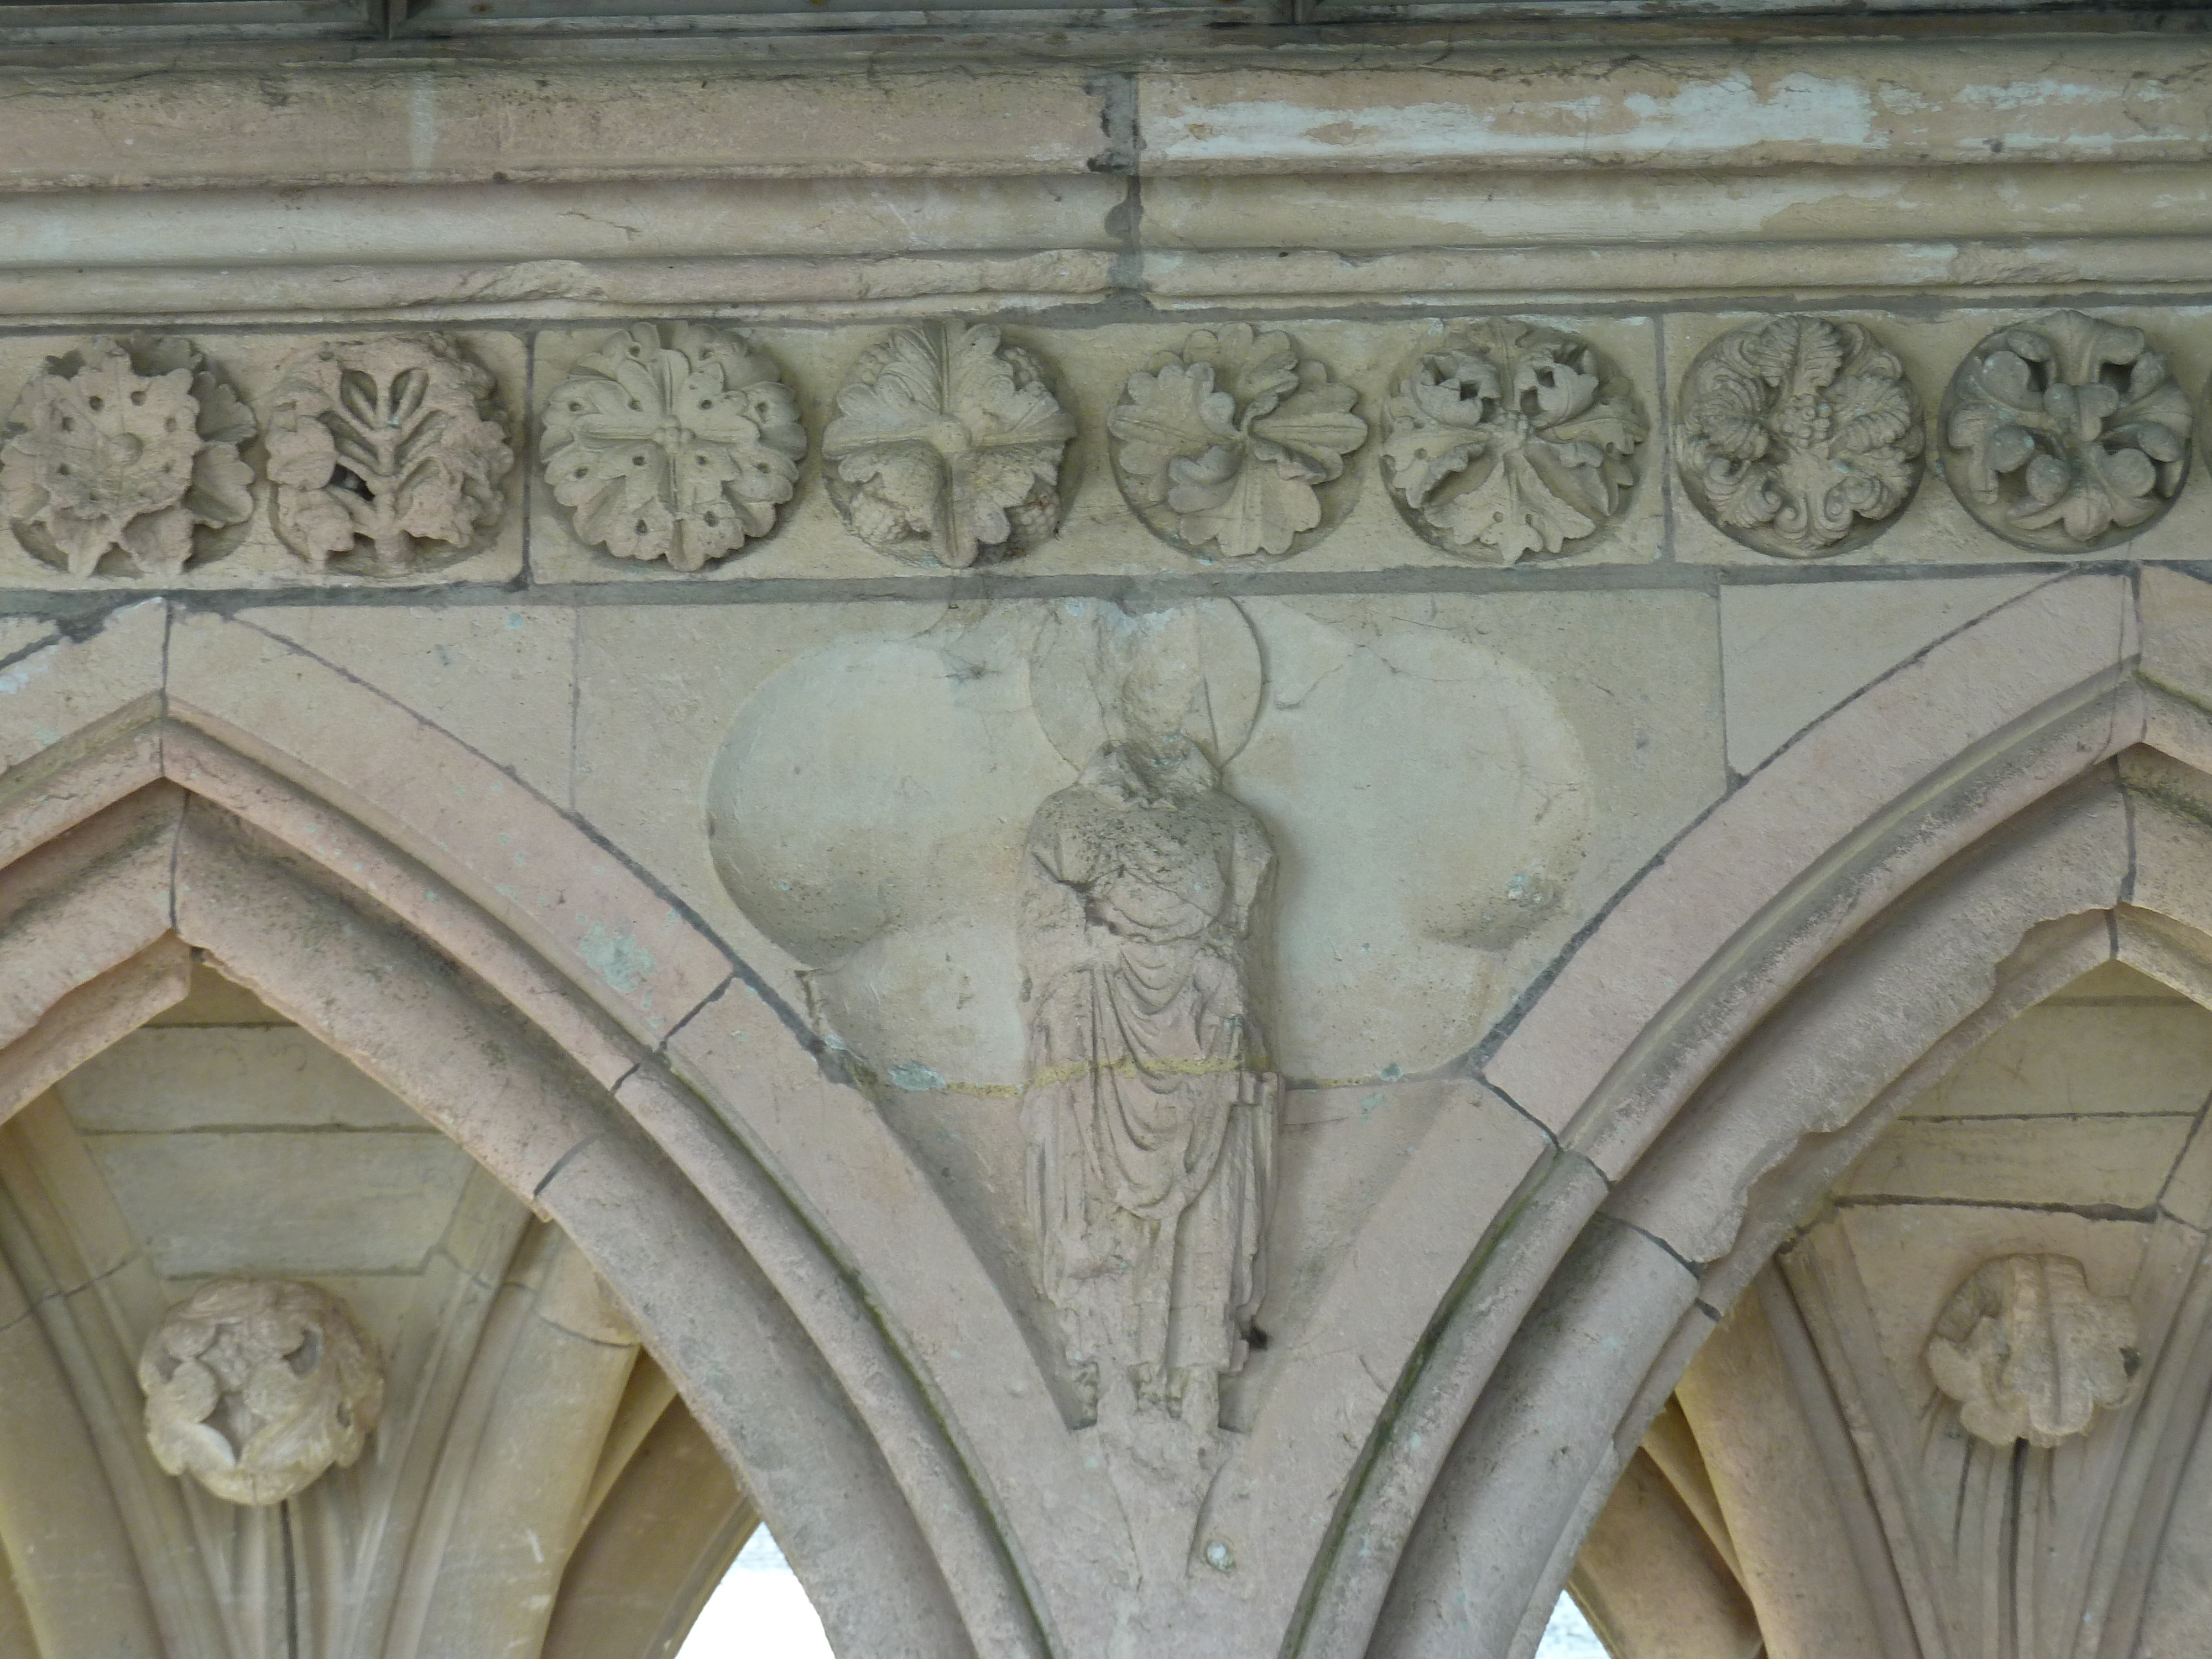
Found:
[266,333,514,575]
[541,322,806,572]
[0,335,254,578]
[822,321,1074,568]
[139,1277,385,1506]
[1926,1254,2138,1448]
[1110,324,1368,561]
[1675,315,1925,558]
[1941,310,2193,554]
[1381,321,1644,565]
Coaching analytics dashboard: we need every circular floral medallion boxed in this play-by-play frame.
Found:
[1941,310,2190,554]
[1676,315,1924,559]
[1383,321,1644,565]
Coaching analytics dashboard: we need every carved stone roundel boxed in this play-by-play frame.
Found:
[1382,321,1644,565]
[542,323,806,572]
[265,332,513,576]
[822,320,1075,568]
[139,1278,385,1506]
[0,335,255,579]
[1676,314,1925,558]
[1941,310,2193,554]
[1925,1254,2137,1449]
[1110,324,1368,562]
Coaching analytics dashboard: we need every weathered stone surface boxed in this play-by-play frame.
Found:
[11,28,2212,1659]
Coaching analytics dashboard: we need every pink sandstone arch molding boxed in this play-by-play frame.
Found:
[0,598,1063,1659]
[1323,567,2212,1659]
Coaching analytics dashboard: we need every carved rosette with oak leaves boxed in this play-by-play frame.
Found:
[1110,324,1368,561]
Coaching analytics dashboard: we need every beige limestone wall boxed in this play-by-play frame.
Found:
[8,22,2212,1659]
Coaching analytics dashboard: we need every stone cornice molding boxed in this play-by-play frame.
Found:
[8,34,2212,320]
[4,35,2212,191]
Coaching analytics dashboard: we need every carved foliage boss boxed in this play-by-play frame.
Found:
[1677,315,1924,557]
[1,336,254,577]
[267,333,513,575]
[1112,324,1368,561]
[139,1278,385,1506]
[1382,321,1643,564]
[823,321,1074,567]
[1926,1255,2137,1448]
[1943,310,2193,552]
[543,322,806,571]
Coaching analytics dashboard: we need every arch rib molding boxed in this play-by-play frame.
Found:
[0,598,1056,1659]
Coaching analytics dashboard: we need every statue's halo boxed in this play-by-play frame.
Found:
[1027,597,1264,772]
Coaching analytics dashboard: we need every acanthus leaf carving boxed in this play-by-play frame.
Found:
[1941,309,2192,553]
[139,1277,385,1507]
[1676,314,1924,557]
[0,335,255,578]
[1381,321,1644,565]
[822,321,1074,568]
[266,333,513,575]
[542,322,806,571]
[1110,324,1367,561]
[1926,1254,2138,1449]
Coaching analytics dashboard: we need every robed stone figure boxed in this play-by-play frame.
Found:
[1019,675,1280,1422]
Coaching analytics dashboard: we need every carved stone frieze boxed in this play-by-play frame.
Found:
[1381,321,1643,564]
[1942,310,2192,553]
[139,1278,385,1506]
[542,323,806,571]
[822,321,1074,568]
[1676,315,1924,558]
[1926,1255,2138,1448]
[267,333,513,575]
[0,335,254,578]
[1019,603,1280,1428]
[1110,324,1368,561]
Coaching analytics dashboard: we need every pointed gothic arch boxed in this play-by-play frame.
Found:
[1318,568,2212,1659]
[0,601,1059,1659]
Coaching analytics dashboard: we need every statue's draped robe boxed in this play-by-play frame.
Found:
[1020,742,1279,1395]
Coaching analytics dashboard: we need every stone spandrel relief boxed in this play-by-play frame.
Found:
[0,335,254,578]
[822,321,1075,568]
[267,333,513,575]
[1019,604,1281,1430]
[1942,310,2193,553]
[1927,1254,2138,1448]
[1110,324,1368,561]
[1675,314,1925,557]
[139,1278,385,1506]
[1381,321,1644,565]
[541,322,806,572]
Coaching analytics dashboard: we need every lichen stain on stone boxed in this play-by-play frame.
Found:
[0,653,53,696]
[578,920,655,995]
